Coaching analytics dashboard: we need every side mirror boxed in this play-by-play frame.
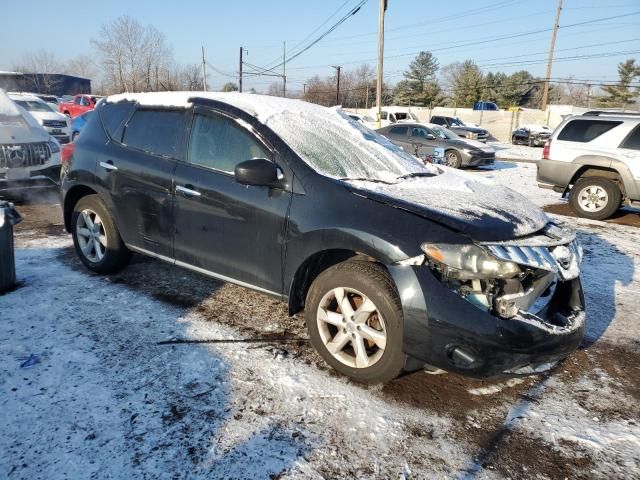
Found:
[425,133,436,140]
[235,158,283,187]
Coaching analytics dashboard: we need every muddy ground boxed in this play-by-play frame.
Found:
[5,189,640,479]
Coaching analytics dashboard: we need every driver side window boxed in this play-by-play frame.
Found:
[411,127,430,138]
[188,113,270,173]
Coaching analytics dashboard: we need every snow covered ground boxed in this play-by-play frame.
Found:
[1,163,639,479]
[488,142,542,162]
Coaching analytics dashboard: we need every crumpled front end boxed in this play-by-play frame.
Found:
[390,222,585,378]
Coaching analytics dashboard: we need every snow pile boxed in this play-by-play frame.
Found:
[488,142,542,162]
[107,92,434,182]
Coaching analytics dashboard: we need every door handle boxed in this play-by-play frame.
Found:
[99,161,118,171]
[176,185,201,197]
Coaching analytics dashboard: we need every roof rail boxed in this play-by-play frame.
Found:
[583,110,640,117]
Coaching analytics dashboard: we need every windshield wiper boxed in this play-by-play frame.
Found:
[339,177,394,184]
[396,171,438,180]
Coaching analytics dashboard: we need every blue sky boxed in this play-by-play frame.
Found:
[1,0,639,93]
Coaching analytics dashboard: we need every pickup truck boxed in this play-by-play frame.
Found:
[58,94,103,118]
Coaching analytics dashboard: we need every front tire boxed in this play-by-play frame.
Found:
[445,149,463,168]
[305,261,404,383]
[71,194,131,274]
[569,177,621,220]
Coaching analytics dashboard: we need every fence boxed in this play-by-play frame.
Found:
[346,105,590,143]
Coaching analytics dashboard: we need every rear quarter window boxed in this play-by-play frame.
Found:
[389,126,408,135]
[557,119,622,142]
[620,125,640,150]
[123,109,185,158]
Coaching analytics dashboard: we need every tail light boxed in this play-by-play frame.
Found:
[61,143,75,165]
[542,140,551,160]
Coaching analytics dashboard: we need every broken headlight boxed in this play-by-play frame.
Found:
[421,243,520,280]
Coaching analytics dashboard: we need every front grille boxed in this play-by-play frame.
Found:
[43,120,67,128]
[486,240,581,276]
[0,142,52,169]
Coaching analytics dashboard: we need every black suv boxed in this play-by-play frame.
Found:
[61,92,585,383]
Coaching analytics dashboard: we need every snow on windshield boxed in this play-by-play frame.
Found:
[107,92,436,182]
[0,89,22,117]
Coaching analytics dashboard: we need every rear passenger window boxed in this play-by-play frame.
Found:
[99,102,134,139]
[389,126,408,135]
[558,120,622,142]
[188,113,270,173]
[123,109,184,158]
[621,125,640,150]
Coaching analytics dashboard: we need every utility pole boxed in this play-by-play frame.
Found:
[201,46,207,91]
[283,41,287,98]
[365,83,370,109]
[541,0,563,111]
[375,0,387,128]
[303,83,307,94]
[239,46,244,93]
[332,65,342,105]
[587,83,592,109]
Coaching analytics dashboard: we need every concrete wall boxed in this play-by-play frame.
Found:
[347,105,590,142]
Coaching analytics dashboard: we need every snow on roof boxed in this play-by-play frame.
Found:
[107,92,434,182]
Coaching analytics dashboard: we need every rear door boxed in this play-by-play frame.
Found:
[172,107,291,295]
[409,125,437,160]
[104,108,186,258]
[619,124,640,185]
[383,125,411,151]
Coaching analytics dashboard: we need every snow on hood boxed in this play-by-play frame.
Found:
[348,167,549,241]
[0,89,49,143]
[107,92,435,182]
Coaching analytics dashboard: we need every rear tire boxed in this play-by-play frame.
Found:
[569,177,621,220]
[71,194,131,274]
[305,260,404,384]
[445,149,463,169]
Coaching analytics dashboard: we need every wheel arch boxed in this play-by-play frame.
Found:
[63,184,98,232]
[287,249,386,316]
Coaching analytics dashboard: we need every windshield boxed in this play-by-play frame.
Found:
[267,107,435,183]
[14,99,54,113]
[430,126,459,140]
[449,117,465,127]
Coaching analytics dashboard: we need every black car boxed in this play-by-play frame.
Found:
[430,115,490,142]
[512,125,552,147]
[377,122,495,168]
[60,92,585,383]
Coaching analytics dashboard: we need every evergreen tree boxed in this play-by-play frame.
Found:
[393,51,444,106]
[600,59,639,106]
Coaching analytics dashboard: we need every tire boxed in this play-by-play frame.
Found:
[569,177,621,220]
[445,149,462,168]
[71,194,131,274]
[512,135,518,145]
[305,260,404,383]
[72,131,79,142]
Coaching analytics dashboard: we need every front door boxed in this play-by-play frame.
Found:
[173,108,291,295]
[409,125,437,161]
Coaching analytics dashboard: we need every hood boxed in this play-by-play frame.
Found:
[455,125,487,134]
[27,109,67,122]
[346,168,548,241]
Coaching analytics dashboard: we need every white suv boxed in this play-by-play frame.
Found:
[0,90,62,198]
[8,93,71,144]
[537,111,640,220]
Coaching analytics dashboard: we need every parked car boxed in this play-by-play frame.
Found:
[0,90,62,198]
[512,124,552,147]
[377,122,495,168]
[346,112,376,130]
[9,93,71,144]
[58,94,103,118]
[70,110,94,141]
[370,106,419,127]
[473,101,498,111]
[537,111,640,220]
[430,115,489,142]
[61,92,585,383]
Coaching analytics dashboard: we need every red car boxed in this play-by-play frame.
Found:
[58,94,103,118]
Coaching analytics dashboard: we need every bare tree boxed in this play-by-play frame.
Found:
[14,49,64,93]
[65,54,99,81]
[91,16,173,94]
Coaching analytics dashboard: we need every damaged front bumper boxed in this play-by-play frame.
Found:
[388,224,585,378]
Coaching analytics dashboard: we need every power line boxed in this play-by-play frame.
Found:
[261,0,368,72]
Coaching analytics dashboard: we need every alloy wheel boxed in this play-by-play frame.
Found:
[577,185,609,212]
[445,151,459,167]
[75,208,107,262]
[316,287,387,369]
